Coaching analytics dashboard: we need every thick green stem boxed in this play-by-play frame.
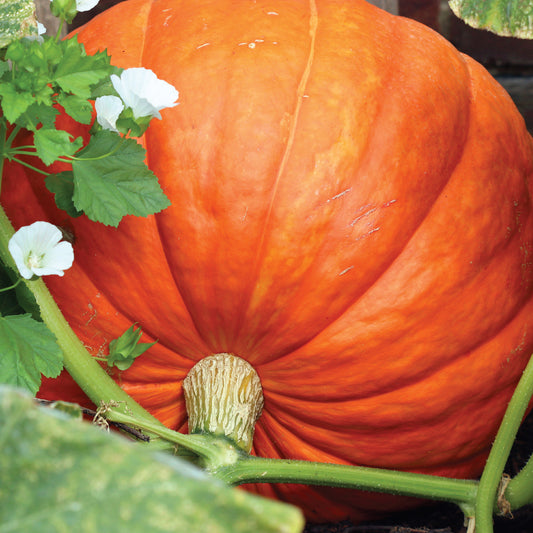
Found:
[214,455,478,509]
[505,453,533,511]
[476,353,533,530]
[480,357,533,516]
[106,403,480,511]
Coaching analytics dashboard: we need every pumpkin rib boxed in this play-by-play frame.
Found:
[74,4,209,360]
[261,388,497,471]
[71,238,205,363]
[259,407,354,465]
[240,11,474,364]
[259,281,533,408]
[250,0,318,261]
[252,121,471,367]
[257,317,532,469]
[150,212,212,353]
[123,0,216,355]
[121,380,187,429]
[263,391,487,472]
[260,242,533,404]
[138,1,210,351]
[258,45,531,391]
[137,9,270,353]
[234,0,320,345]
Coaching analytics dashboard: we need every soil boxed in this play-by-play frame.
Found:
[303,410,533,533]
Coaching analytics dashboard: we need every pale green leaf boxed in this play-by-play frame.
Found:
[0,386,305,533]
[449,0,533,38]
[0,0,37,48]
[107,323,156,371]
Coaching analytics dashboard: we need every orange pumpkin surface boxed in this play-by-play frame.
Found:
[3,0,533,522]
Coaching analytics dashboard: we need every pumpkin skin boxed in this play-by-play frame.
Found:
[3,0,533,522]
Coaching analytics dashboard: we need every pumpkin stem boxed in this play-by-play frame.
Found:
[183,353,264,453]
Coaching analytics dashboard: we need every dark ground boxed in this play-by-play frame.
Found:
[303,410,533,533]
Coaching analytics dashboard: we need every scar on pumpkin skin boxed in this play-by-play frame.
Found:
[338,265,355,276]
[83,302,97,326]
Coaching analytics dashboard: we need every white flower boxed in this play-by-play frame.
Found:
[111,67,179,120]
[49,0,99,14]
[8,222,74,280]
[95,95,124,132]
[76,0,99,12]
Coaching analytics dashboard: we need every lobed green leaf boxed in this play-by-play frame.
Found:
[72,131,171,226]
[0,82,35,123]
[57,93,94,125]
[45,171,84,218]
[53,38,115,98]
[0,315,62,395]
[16,102,59,131]
[33,128,83,166]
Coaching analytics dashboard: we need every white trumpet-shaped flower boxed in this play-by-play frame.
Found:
[110,67,179,120]
[95,95,124,132]
[8,221,74,279]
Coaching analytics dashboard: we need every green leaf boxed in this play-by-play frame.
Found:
[0,315,63,395]
[0,264,23,316]
[56,93,94,125]
[53,38,114,98]
[0,386,305,533]
[33,128,83,166]
[50,0,77,24]
[0,262,41,320]
[45,171,84,218]
[115,107,152,137]
[449,0,533,38]
[90,71,121,99]
[0,60,10,78]
[17,102,59,131]
[72,131,171,226]
[5,38,56,89]
[107,324,157,371]
[0,82,34,123]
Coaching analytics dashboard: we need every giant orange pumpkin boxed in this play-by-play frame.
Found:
[3,0,533,522]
